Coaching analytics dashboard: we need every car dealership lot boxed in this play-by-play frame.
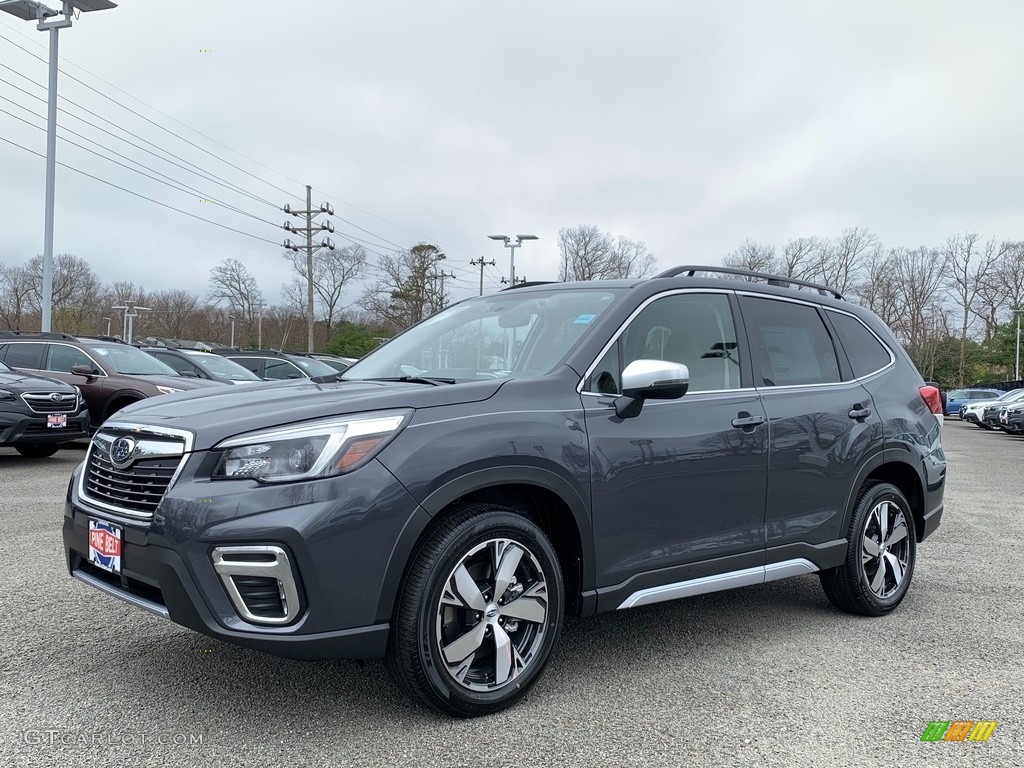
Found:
[1,424,1021,767]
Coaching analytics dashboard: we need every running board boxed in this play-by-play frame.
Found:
[617,558,818,609]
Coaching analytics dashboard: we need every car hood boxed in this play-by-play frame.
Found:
[966,397,1019,411]
[120,374,226,391]
[0,370,77,392]
[107,378,505,450]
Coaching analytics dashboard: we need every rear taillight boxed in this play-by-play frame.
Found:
[919,385,942,415]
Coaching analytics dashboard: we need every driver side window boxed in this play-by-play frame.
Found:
[584,293,742,394]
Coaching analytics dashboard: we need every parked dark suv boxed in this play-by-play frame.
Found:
[0,332,224,429]
[61,266,946,717]
[0,359,90,457]
[209,348,343,383]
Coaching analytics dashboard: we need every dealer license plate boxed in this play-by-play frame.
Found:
[88,519,122,574]
[47,413,66,428]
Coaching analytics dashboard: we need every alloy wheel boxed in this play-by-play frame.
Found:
[861,500,911,599]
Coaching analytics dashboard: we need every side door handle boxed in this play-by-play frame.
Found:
[731,411,766,430]
[849,404,872,421]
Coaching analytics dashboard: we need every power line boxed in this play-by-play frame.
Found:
[0,134,283,247]
[0,100,280,228]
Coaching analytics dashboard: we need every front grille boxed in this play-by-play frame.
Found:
[81,428,188,519]
[22,392,79,413]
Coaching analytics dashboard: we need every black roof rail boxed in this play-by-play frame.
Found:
[0,330,78,340]
[79,335,130,344]
[654,265,843,300]
[500,281,558,291]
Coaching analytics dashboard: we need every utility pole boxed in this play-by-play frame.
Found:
[1014,308,1024,381]
[282,186,334,352]
[469,258,495,296]
[488,234,537,287]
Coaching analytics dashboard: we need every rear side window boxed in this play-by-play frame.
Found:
[227,356,263,376]
[2,342,45,369]
[826,311,893,379]
[263,359,303,380]
[741,297,840,387]
[46,344,96,374]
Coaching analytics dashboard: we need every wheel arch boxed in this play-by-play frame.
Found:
[844,453,927,542]
[103,389,147,419]
[377,466,594,622]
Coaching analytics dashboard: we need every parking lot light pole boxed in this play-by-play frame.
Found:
[228,315,236,348]
[488,234,537,286]
[1014,308,1024,381]
[0,0,117,332]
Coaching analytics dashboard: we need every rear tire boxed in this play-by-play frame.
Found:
[386,503,564,717]
[820,482,916,617]
[15,443,60,458]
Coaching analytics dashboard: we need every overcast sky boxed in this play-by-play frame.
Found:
[2,0,1023,309]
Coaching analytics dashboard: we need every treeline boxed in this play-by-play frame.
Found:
[722,229,1024,386]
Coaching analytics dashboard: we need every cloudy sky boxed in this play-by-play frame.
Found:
[2,0,1023,308]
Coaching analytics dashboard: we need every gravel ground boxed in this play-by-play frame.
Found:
[0,422,1021,767]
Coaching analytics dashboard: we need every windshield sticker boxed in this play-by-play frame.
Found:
[574,314,596,325]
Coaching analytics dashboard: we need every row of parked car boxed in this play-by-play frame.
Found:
[946,386,1024,434]
[0,331,356,457]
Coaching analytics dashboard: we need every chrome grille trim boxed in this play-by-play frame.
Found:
[78,422,195,520]
[21,391,79,413]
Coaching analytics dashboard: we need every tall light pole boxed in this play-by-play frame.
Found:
[228,315,236,348]
[488,234,537,286]
[0,0,117,332]
[101,316,111,336]
[124,304,150,344]
[1014,308,1024,381]
[111,304,128,338]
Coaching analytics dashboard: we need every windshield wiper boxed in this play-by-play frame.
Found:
[367,376,457,386]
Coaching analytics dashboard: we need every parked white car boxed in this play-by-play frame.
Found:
[961,388,1024,427]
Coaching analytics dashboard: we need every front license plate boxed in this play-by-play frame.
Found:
[47,413,66,428]
[88,519,122,574]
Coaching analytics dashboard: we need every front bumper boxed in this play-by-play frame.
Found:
[0,408,89,446]
[63,456,430,660]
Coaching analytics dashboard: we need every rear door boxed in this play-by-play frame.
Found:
[738,295,883,562]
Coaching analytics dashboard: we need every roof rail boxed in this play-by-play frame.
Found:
[0,330,78,340]
[500,281,558,291]
[654,265,843,300]
[80,335,130,344]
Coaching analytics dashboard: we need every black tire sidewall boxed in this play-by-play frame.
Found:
[852,484,917,613]
[413,512,563,714]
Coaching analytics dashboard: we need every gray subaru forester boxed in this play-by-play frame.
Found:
[62,266,946,717]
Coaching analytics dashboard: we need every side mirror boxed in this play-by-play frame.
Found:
[179,370,199,378]
[71,364,98,380]
[614,359,689,419]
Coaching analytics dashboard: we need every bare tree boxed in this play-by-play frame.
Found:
[945,233,998,386]
[27,254,103,333]
[359,244,445,332]
[815,227,878,295]
[994,240,1024,313]
[0,261,35,330]
[722,239,778,277]
[282,244,367,329]
[780,237,825,279]
[147,290,201,339]
[207,258,264,326]
[891,246,947,356]
[558,225,655,280]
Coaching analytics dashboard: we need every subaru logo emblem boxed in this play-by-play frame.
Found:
[110,437,137,467]
[50,393,63,402]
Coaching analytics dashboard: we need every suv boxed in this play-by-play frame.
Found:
[302,353,358,373]
[0,359,90,457]
[140,346,265,385]
[61,266,946,717]
[0,332,225,429]
[209,348,343,382]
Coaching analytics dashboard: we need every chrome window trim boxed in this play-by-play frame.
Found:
[576,287,738,396]
[78,422,195,520]
[617,558,818,609]
[44,342,109,378]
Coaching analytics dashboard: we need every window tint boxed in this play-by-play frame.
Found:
[742,297,840,387]
[2,342,45,369]
[827,311,892,379]
[585,293,741,394]
[153,353,195,375]
[46,344,96,374]
[263,358,304,380]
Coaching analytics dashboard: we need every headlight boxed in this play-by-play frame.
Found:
[156,386,183,395]
[211,410,411,483]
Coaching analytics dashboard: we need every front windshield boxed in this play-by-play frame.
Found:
[184,352,262,381]
[345,289,619,382]
[0,360,10,373]
[289,357,341,377]
[88,344,180,376]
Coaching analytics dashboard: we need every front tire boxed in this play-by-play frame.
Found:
[820,482,916,616]
[386,504,564,717]
[15,443,60,458]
